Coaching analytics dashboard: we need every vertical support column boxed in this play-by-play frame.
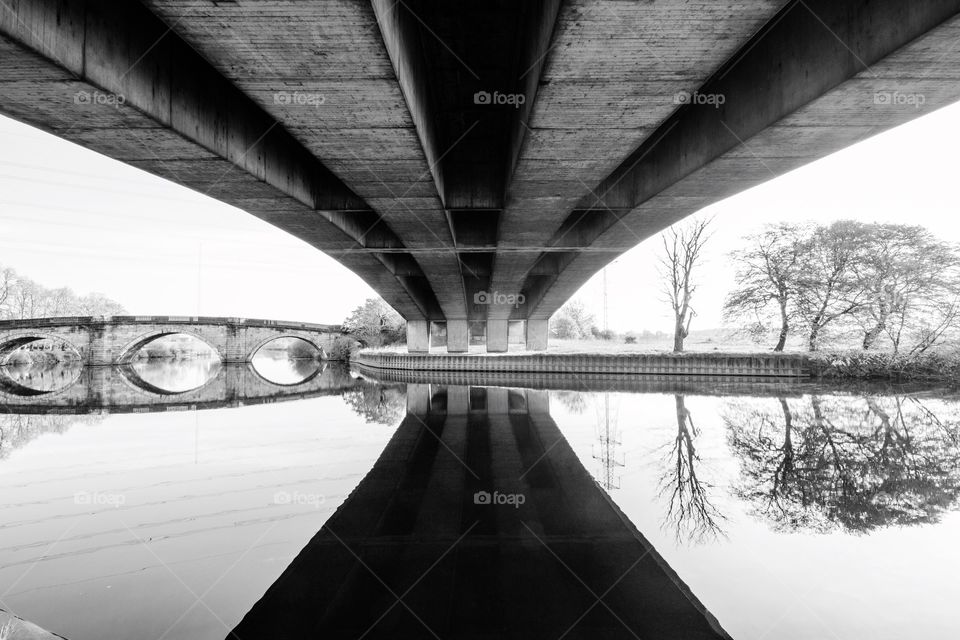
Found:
[86,324,108,366]
[406,320,430,353]
[223,324,246,363]
[525,318,548,351]
[486,319,509,353]
[446,319,469,353]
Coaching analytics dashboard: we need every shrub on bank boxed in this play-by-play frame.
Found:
[811,350,960,383]
[327,336,360,361]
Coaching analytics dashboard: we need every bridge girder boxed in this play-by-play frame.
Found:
[1,1,959,350]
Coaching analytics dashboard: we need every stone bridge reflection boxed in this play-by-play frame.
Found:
[0,362,360,415]
[230,383,730,639]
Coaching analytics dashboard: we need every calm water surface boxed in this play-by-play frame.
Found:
[1,358,958,639]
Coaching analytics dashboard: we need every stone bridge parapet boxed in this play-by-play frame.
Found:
[0,316,343,366]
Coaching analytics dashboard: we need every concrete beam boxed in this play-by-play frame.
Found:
[143,0,467,320]
[528,0,960,317]
[488,0,786,321]
[0,0,434,320]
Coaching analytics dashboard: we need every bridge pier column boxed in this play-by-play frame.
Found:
[525,319,548,351]
[406,320,430,353]
[222,326,247,363]
[446,320,469,353]
[86,328,111,366]
[486,319,509,353]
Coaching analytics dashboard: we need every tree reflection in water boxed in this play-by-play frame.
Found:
[724,394,960,533]
[658,395,727,544]
[0,413,104,460]
[341,379,406,425]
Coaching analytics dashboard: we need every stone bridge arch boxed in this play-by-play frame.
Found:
[245,330,339,361]
[115,328,226,364]
[0,329,89,364]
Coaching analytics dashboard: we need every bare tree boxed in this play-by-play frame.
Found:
[659,218,711,352]
[852,225,959,351]
[0,267,15,317]
[724,223,808,351]
[658,395,726,543]
[0,262,126,320]
[794,221,866,351]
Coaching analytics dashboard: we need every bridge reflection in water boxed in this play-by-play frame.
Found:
[0,360,360,414]
[230,383,729,640]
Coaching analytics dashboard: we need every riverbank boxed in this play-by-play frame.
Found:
[354,348,960,384]
[354,350,809,377]
[809,351,960,383]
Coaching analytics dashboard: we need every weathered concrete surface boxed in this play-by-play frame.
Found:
[230,385,730,639]
[488,0,785,322]
[0,361,359,414]
[0,316,341,365]
[354,350,811,377]
[0,610,66,640]
[0,0,428,320]
[525,1,960,317]
[405,319,430,353]
[1,0,959,351]
[140,0,465,321]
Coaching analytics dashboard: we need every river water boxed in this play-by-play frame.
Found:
[1,357,958,639]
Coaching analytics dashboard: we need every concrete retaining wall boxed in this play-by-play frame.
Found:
[354,351,810,377]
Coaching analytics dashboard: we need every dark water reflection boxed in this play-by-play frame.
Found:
[1,364,959,639]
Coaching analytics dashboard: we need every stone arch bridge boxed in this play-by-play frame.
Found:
[0,316,343,366]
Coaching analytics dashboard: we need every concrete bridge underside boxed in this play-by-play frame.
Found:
[0,316,341,366]
[1,1,959,352]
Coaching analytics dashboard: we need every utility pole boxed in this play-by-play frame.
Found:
[602,267,609,332]
[592,393,624,490]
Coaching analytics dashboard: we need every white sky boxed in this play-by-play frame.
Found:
[1,101,959,330]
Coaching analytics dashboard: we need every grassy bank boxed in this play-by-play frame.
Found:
[810,351,960,384]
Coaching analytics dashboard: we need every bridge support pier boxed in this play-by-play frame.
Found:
[486,320,509,353]
[406,320,430,353]
[526,319,548,351]
[446,320,470,353]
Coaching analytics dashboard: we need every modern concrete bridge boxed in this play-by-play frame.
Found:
[2,1,959,352]
[0,316,341,366]
[231,384,729,639]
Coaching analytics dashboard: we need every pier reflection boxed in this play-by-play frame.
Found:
[230,383,730,640]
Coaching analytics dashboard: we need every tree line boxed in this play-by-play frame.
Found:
[723,221,960,353]
[0,263,126,320]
